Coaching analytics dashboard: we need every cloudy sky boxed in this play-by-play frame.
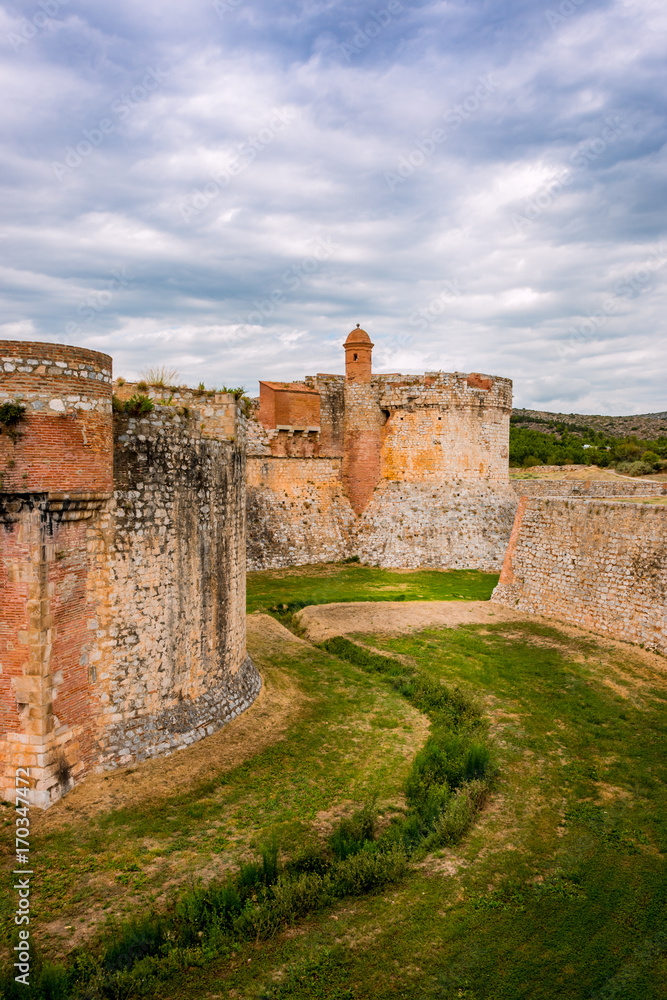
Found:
[1,0,665,411]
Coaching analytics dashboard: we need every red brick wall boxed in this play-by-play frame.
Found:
[48,518,97,776]
[0,515,30,738]
[259,382,320,429]
[342,382,382,514]
[0,341,113,492]
[344,344,372,382]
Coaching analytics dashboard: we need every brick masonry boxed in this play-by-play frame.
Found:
[247,342,517,571]
[0,342,258,808]
[491,498,667,655]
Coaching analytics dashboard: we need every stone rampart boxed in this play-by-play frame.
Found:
[0,345,258,807]
[492,498,667,655]
[511,479,665,498]
[89,408,259,770]
[355,481,517,571]
[246,360,515,572]
[246,457,355,569]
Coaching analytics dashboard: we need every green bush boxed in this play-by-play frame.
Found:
[616,460,653,477]
[427,779,489,847]
[641,450,660,468]
[332,843,408,897]
[329,803,376,860]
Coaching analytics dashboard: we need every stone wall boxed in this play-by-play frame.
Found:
[93,408,259,769]
[307,375,345,457]
[379,372,511,484]
[492,498,667,655]
[355,481,517,571]
[0,345,258,807]
[246,457,355,569]
[511,479,666,498]
[245,366,515,572]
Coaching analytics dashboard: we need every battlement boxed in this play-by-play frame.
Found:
[376,371,513,412]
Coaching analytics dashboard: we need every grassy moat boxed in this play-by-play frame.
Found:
[1,565,666,999]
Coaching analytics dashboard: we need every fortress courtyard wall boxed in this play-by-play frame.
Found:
[0,342,257,808]
[491,497,667,656]
[246,456,355,569]
[511,478,666,498]
[245,358,518,572]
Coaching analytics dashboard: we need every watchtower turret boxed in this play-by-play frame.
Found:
[344,325,373,383]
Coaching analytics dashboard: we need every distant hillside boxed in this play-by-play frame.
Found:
[511,409,667,441]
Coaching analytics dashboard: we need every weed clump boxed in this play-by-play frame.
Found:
[112,393,155,417]
[0,401,26,442]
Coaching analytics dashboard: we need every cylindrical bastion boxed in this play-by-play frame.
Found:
[0,341,113,493]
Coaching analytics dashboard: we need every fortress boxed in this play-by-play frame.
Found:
[245,326,517,572]
[1,331,665,808]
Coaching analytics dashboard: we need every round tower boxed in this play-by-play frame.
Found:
[344,325,374,383]
[0,341,113,493]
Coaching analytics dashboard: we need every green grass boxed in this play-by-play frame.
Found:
[246,563,498,614]
[2,569,666,999]
[150,621,667,998]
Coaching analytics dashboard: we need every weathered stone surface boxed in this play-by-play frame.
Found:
[492,498,667,655]
[246,350,515,571]
[0,342,258,808]
[511,479,665,498]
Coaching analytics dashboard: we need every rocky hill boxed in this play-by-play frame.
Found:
[511,409,667,441]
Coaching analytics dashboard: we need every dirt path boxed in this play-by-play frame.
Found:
[35,615,305,832]
[294,600,529,643]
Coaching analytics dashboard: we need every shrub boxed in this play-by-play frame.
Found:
[642,450,660,468]
[284,844,331,877]
[332,843,408,897]
[271,871,332,924]
[329,804,376,860]
[616,460,653,477]
[0,401,26,441]
[124,393,154,417]
[428,779,489,847]
[522,455,541,468]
